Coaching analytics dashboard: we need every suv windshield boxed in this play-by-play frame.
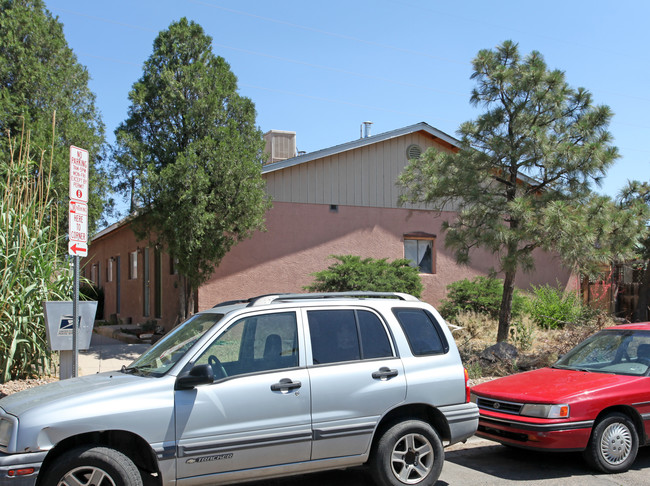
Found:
[124,313,224,376]
[554,329,650,376]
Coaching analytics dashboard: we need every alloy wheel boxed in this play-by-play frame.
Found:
[57,466,117,486]
[390,432,434,484]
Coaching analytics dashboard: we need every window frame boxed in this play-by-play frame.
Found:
[129,250,138,280]
[190,310,301,380]
[392,307,449,356]
[90,263,99,286]
[305,307,396,366]
[403,233,436,274]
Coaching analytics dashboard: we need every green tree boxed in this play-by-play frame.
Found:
[619,181,650,322]
[115,18,270,320]
[0,0,111,235]
[399,40,644,342]
[306,255,423,297]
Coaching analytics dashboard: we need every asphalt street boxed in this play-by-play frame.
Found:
[239,437,650,486]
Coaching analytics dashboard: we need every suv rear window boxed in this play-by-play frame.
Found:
[308,309,393,364]
[393,308,449,356]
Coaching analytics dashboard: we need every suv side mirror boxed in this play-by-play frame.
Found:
[175,364,214,390]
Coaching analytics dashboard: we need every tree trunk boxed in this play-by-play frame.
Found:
[177,274,193,322]
[633,262,650,322]
[497,269,516,342]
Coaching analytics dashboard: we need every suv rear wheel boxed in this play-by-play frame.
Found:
[371,419,443,486]
[43,445,143,486]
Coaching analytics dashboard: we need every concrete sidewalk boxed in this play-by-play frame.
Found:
[78,333,150,376]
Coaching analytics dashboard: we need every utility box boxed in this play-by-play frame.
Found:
[44,301,98,351]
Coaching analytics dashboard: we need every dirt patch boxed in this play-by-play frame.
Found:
[454,311,613,379]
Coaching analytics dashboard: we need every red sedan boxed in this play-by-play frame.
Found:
[471,323,650,473]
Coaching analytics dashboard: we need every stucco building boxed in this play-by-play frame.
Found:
[86,122,576,330]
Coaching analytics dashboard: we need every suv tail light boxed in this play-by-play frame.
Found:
[464,368,470,403]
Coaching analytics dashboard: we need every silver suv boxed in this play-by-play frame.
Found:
[0,292,477,486]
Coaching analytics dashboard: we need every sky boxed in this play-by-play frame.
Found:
[44,0,649,221]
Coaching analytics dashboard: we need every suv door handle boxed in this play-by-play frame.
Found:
[271,378,302,392]
[372,367,399,380]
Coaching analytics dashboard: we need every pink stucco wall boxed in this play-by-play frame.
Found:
[86,201,577,330]
[198,202,576,311]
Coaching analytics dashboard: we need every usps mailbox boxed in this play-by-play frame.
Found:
[44,301,97,351]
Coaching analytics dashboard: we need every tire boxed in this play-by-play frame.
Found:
[42,445,143,486]
[370,420,444,486]
[583,412,639,473]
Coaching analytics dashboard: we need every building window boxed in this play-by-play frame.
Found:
[90,263,98,285]
[107,258,113,282]
[129,251,138,279]
[170,256,178,275]
[404,233,435,274]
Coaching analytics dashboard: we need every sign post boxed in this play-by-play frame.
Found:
[67,146,89,378]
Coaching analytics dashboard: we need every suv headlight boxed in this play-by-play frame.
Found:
[520,403,570,419]
[0,418,13,447]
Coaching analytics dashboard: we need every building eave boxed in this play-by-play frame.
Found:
[91,214,137,242]
[262,122,459,175]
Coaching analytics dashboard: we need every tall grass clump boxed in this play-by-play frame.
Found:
[0,120,72,382]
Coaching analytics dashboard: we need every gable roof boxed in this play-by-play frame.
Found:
[262,121,459,175]
[92,122,459,240]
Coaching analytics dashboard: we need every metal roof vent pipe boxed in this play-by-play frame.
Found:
[360,121,373,138]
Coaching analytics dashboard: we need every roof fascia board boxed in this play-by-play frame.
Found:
[262,122,459,175]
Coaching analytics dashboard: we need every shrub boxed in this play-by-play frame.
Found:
[439,276,526,321]
[526,284,586,329]
[305,255,423,298]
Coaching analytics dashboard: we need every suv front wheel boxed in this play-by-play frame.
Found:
[371,419,444,486]
[42,445,143,486]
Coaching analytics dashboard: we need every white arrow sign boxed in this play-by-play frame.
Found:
[68,191,88,257]
[68,241,88,257]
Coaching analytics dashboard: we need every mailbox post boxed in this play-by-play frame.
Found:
[43,301,97,379]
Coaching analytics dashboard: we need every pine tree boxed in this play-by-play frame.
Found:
[399,41,645,342]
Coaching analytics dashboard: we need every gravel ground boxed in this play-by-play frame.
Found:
[0,377,58,399]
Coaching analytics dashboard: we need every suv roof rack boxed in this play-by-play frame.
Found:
[212,294,290,308]
[247,291,420,307]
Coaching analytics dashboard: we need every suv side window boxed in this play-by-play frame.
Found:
[308,309,393,364]
[195,311,298,377]
[393,308,449,356]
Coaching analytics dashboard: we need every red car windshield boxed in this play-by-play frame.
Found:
[554,329,650,377]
